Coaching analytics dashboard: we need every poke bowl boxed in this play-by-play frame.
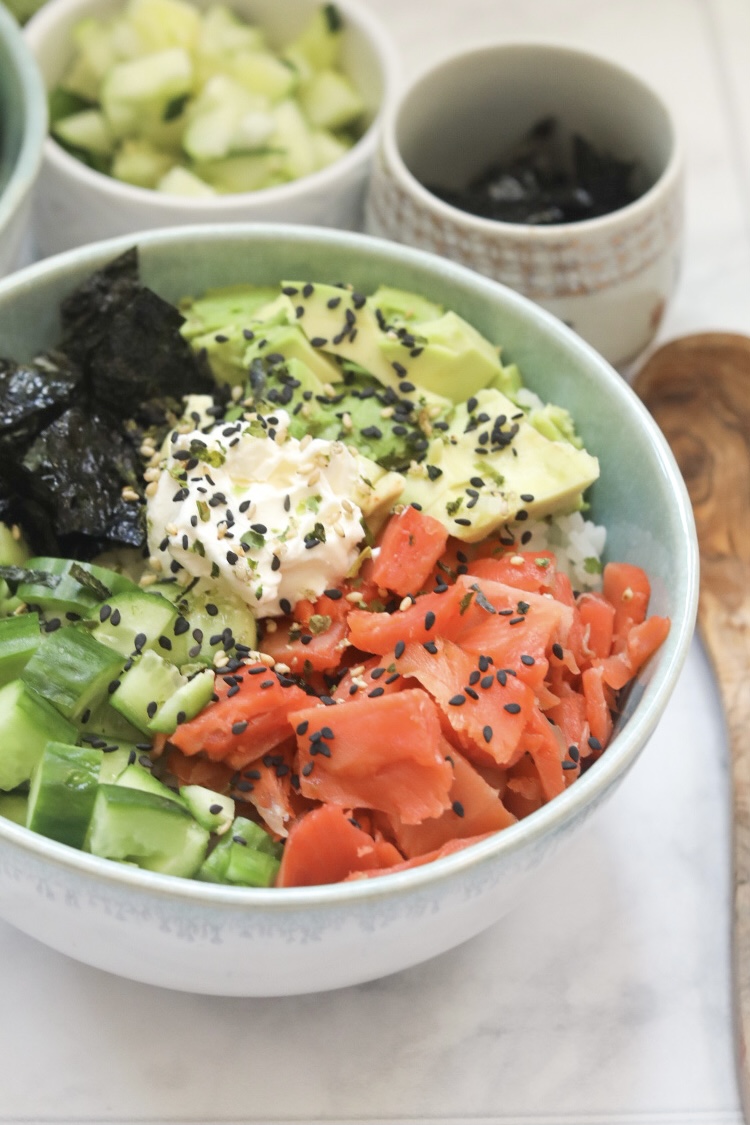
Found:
[0,1,47,275]
[0,224,698,996]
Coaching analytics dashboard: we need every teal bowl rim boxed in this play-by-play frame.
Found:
[0,222,700,910]
[0,3,47,245]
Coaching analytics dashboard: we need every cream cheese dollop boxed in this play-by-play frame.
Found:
[146,409,366,616]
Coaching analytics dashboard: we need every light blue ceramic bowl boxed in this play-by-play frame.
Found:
[0,2,46,275]
[0,225,699,995]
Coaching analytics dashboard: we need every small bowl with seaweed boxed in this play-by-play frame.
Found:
[24,0,396,257]
[0,224,697,996]
[366,41,684,369]
[0,3,47,275]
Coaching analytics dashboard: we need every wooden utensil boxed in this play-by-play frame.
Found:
[633,333,750,1118]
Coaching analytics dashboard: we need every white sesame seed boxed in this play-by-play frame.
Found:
[121,486,140,503]
[264,619,278,633]
[145,482,158,498]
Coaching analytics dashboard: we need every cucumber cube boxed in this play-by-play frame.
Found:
[197,816,280,887]
[22,627,125,723]
[27,741,101,849]
[147,668,215,734]
[0,612,41,686]
[0,681,78,792]
[298,68,364,131]
[53,109,115,157]
[180,785,234,835]
[157,166,215,196]
[87,785,209,878]
[110,649,186,734]
[101,47,193,139]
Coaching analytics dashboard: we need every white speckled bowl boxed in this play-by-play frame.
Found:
[0,3,47,276]
[0,225,698,996]
[24,0,397,257]
[365,41,684,369]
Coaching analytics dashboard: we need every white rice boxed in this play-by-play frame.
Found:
[516,510,607,593]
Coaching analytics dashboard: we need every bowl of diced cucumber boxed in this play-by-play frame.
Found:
[0,2,47,274]
[24,0,396,256]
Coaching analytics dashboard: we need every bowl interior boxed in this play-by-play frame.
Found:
[395,43,675,201]
[0,223,696,749]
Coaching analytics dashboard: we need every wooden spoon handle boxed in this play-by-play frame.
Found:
[633,333,750,1119]
[700,589,750,1114]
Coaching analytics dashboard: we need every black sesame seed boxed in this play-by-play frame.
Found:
[280,598,292,615]
[368,686,385,698]
[482,725,493,743]
[521,654,535,666]
[146,701,158,719]
[552,643,564,659]
[424,610,436,631]
[394,640,405,659]
[569,745,580,762]
[448,694,466,706]
[99,604,112,622]
[481,674,494,689]
[588,736,602,751]
[206,603,219,616]
[464,686,479,700]
[423,641,438,654]
[504,702,522,714]
[174,616,190,635]
[158,635,172,651]
[452,801,465,817]
[232,721,248,735]
[469,670,480,685]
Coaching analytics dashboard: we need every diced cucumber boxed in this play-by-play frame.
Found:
[157,165,215,196]
[148,667,215,735]
[22,627,124,724]
[197,816,280,887]
[110,649,186,734]
[91,588,178,659]
[298,68,364,131]
[98,745,138,784]
[18,557,137,618]
[79,698,144,744]
[101,47,194,140]
[114,762,185,806]
[61,17,117,102]
[0,680,78,791]
[87,784,209,877]
[271,98,316,179]
[111,138,175,187]
[194,151,288,194]
[229,50,297,103]
[26,741,101,849]
[182,75,271,161]
[311,127,351,170]
[0,613,41,686]
[126,0,202,53]
[284,5,343,72]
[52,109,115,157]
[164,578,257,665]
[181,785,234,835]
[0,792,28,826]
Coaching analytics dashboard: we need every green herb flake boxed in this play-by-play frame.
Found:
[459,590,475,616]
[584,556,603,575]
[446,497,463,517]
[308,614,332,635]
[197,500,210,523]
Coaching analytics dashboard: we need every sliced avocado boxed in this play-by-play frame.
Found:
[351,452,404,537]
[243,323,343,387]
[378,311,503,403]
[399,388,599,542]
[369,285,443,325]
[179,283,284,384]
[488,360,523,398]
[526,401,584,449]
[281,280,398,387]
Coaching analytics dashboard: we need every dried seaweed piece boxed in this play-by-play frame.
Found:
[427,116,641,226]
[59,247,214,416]
[0,352,82,461]
[21,406,145,558]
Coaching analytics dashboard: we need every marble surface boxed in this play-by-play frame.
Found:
[4,0,749,1121]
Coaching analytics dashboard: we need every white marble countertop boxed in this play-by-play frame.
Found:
[3,0,749,1122]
